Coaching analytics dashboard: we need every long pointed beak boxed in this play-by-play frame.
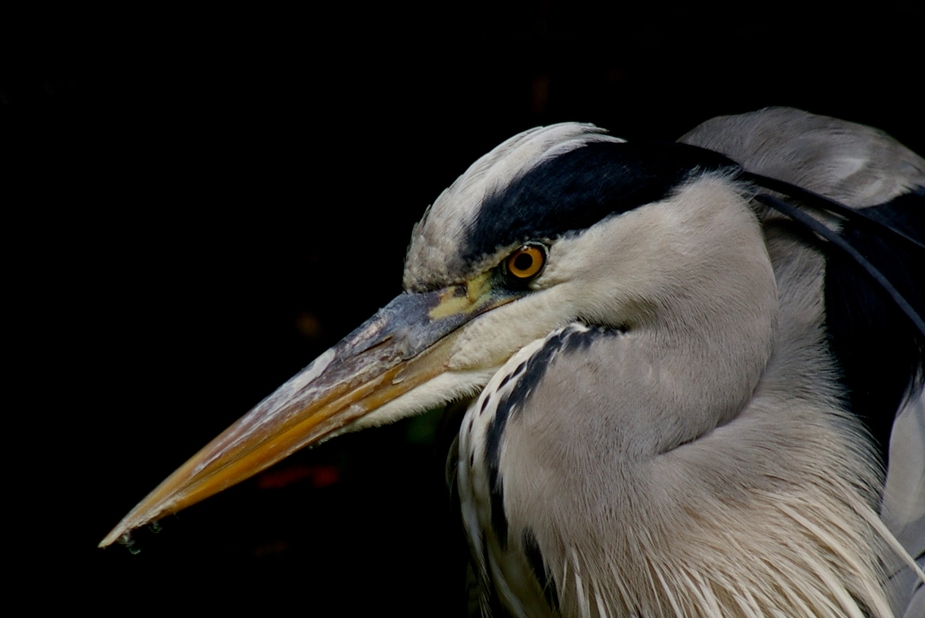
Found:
[101,277,508,548]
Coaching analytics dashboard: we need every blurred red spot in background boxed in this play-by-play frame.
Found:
[257,464,341,490]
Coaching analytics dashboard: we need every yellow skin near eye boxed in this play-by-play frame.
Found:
[506,244,546,280]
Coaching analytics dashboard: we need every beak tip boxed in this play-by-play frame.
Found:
[98,527,126,549]
[100,518,151,549]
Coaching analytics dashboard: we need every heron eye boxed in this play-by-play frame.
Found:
[504,243,547,283]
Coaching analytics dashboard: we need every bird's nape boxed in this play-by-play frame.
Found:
[101,109,925,618]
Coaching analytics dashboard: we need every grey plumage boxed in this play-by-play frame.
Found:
[102,108,925,617]
[681,109,924,618]
[445,116,922,615]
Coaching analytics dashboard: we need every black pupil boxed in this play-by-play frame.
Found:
[513,252,534,273]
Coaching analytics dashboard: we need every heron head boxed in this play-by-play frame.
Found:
[100,122,777,547]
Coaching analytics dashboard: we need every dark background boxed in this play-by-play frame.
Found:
[7,2,923,614]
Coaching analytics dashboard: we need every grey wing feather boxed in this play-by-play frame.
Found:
[679,106,925,208]
[884,394,925,618]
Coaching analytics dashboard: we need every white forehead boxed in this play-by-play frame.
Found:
[403,123,624,290]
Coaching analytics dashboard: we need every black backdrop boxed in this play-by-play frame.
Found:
[6,2,923,614]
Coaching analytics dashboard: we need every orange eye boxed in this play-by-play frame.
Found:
[505,243,547,282]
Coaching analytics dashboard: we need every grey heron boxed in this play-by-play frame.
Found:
[101,108,925,617]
